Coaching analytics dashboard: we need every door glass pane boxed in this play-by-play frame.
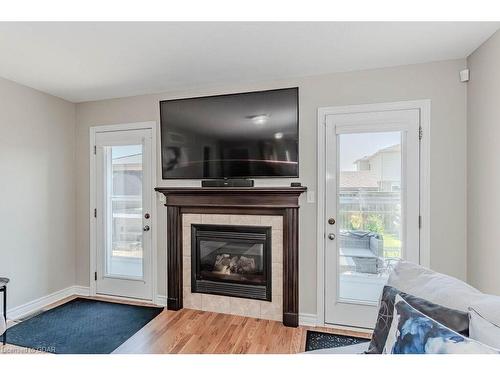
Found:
[106,144,143,278]
[338,132,402,304]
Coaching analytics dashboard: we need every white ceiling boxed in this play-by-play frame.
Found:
[0,22,498,103]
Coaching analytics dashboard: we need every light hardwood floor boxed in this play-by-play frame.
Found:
[1,296,372,354]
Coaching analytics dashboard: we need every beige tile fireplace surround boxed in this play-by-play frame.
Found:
[182,214,283,321]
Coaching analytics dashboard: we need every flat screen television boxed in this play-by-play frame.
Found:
[159,87,299,179]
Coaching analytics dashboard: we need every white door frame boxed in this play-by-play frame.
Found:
[89,121,159,304]
[316,100,431,328]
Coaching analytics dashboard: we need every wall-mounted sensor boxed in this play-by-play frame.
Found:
[460,69,470,82]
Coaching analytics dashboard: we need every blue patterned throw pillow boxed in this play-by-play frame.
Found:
[383,295,499,354]
[367,286,469,354]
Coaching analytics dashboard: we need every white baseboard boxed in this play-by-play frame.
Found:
[7,285,90,321]
[72,286,90,297]
[299,314,373,334]
[156,295,167,306]
[299,313,319,327]
[6,285,165,322]
[322,323,373,334]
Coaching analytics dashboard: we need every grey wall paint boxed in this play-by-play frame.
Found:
[0,76,76,310]
[467,30,500,294]
[75,59,467,316]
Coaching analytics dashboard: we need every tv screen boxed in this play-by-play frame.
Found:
[160,87,298,179]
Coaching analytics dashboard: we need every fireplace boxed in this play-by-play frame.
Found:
[191,224,272,301]
[155,186,306,327]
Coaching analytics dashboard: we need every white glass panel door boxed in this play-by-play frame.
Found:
[337,131,402,304]
[106,144,144,279]
[95,129,153,300]
[324,109,420,328]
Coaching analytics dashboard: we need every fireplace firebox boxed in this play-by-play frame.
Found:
[191,224,272,301]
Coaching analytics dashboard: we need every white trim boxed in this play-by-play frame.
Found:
[150,123,159,305]
[299,313,319,327]
[419,102,431,269]
[316,109,327,329]
[90,127,96,296]
[72,286,91,297]
[156,295,167,307]
[89,121,158,303]
[322,323,373,335]
[7,286,90,321]
[316,100,431,327]
[6,286,166,323]
[299,313,373,334]
[87,293,155,305]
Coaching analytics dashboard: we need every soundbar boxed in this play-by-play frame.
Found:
[201,179,254,188]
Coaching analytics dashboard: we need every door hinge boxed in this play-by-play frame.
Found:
[93,145,97,155]
[94,272,97,281]
[94,208,97,218]
[418,215,422,229]
[418,126,423,140]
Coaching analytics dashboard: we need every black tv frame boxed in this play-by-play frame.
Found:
[159,87,299,180]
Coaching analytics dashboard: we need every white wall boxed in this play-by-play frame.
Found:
[467,29,500,294]
[0,76,76,312]
[75,59,468,316]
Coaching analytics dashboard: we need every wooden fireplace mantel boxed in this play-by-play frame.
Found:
[155,186,307,327]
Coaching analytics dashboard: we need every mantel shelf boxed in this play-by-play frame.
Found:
[155,186,307,209]
[154,186,307,194]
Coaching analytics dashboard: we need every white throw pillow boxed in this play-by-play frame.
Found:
[469,308,500,349]
[387,261,481,312]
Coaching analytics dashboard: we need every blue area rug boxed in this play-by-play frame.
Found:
[305,330,370,352]
[1,298,163,354]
